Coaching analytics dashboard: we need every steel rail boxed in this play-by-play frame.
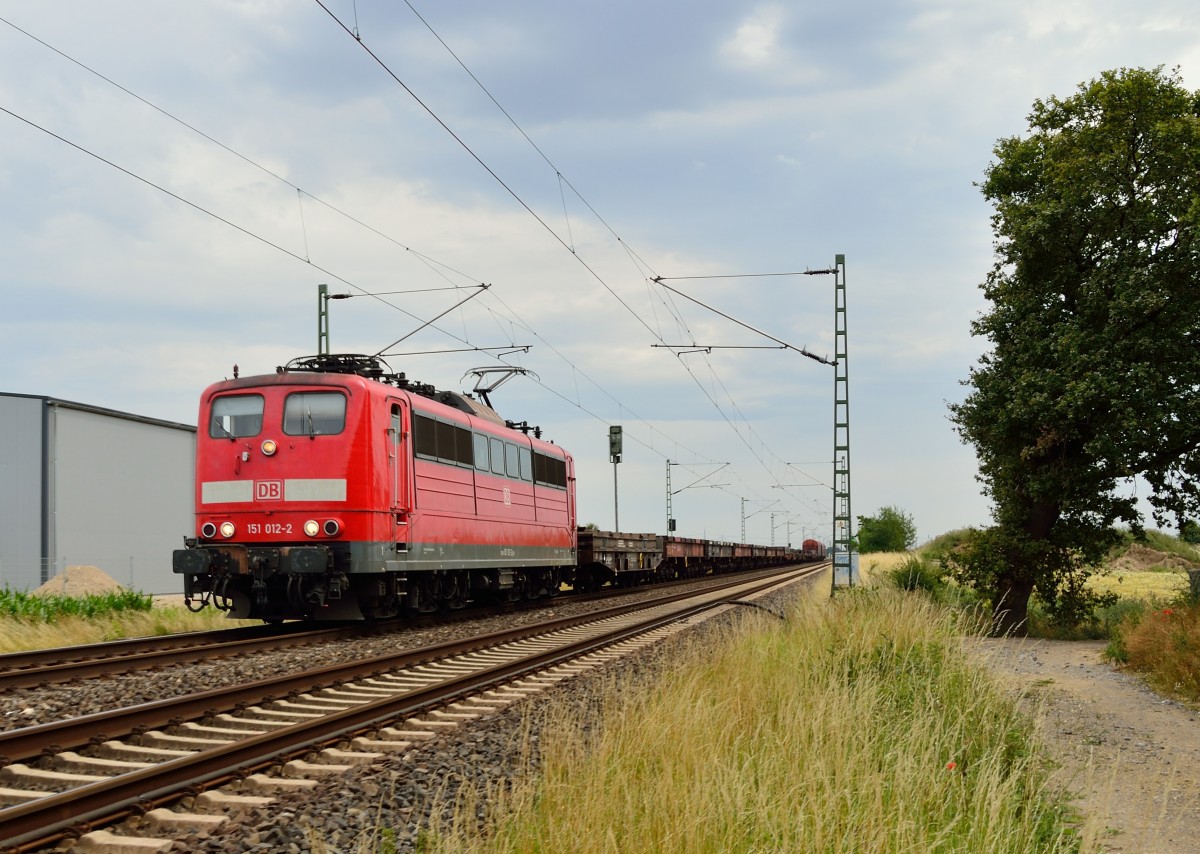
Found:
[0,566,815,763]
[0,564,824,851]
[0,624,365,693]
[0,567,792,691]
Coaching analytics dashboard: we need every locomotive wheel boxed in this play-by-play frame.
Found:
[440,571,469,610]
[407,574,439,614]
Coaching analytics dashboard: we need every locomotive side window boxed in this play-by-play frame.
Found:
[489,438,505,475]
[438,422,474,467]
[413,411,474,466]
[210,394,264,439]
[455,426,474,467]
[505,442,520,478]
[519,447,533,482]
[473,433,490,471]
[435,420,457,463]
[413,413,438,458]
[533,450,567,489]
[283,392,346,437]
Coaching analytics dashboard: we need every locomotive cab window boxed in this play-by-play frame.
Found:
[210,394,264,439]
[283,392,346,437]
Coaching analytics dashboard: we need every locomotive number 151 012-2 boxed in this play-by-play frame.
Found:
[245,522,294,535]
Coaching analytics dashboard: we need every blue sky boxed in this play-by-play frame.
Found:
[1,1,1196,546]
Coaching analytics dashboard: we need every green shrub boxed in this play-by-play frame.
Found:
[889,554,942,592]
[1111,600,1200,700]
[918,528,976,563]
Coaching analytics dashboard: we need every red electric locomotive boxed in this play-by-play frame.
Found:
[173,354,576,620]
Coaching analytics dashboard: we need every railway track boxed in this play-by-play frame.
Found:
[0,623,352,693]
[0,571,780,693]
[0,563,823,851]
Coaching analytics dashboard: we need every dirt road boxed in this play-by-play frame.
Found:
[971,638,1200,852]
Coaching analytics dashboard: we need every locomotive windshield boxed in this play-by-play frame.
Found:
[210,394,264,439]
[283,392,346,437]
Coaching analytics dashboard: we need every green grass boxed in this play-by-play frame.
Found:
[0,587,152,621]
[918,528,976,562]
[0,589,255,652]
[424,587,1086,853]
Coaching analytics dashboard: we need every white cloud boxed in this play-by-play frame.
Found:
[721,5,785,67]
[3,0,1196,545]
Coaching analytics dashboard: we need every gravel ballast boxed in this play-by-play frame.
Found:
[1,584,724,731]
[1,577,812,852]
[176,585,807,853]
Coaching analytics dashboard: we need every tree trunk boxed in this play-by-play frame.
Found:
[989,500,1060,636]
[991,569,1036,637]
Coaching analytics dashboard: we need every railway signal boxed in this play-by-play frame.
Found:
[609,425,622,530]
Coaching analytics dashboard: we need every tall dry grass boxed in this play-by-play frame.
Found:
[857,550,913,582]
[427,587,1084,853]
[1085,571,1187,602]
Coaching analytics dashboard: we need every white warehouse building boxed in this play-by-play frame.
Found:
[0,393,195,594]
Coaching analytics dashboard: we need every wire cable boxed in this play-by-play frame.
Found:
[3,11,827,532]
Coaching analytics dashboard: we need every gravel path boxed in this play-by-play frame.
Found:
[969,638,1200,853]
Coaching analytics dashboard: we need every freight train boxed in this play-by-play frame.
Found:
[172,354,825,621]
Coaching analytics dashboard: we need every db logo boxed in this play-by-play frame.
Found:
[502,487,512,506]
[255,480,283,501]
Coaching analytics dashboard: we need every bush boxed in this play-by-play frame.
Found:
[919,528,976,563]
[889,554,942,593]
[1106,598,1200,700]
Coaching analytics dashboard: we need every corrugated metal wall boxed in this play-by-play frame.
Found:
[0,394,196,594]
[0,396,45,590]
[52,405,195,594]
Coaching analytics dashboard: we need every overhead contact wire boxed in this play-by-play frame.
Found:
[312,0,663,344]
[7,12,810,510]
[319,1,801,486]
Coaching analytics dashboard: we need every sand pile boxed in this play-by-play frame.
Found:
[1108,543,1195,574]
[32,565,125,597]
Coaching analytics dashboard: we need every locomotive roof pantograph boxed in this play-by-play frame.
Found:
[277,353,506,425]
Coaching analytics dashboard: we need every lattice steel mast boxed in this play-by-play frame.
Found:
[831,254,854,589]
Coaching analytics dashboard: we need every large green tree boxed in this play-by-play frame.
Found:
[950,67,1200,635]
[857,506,917,552]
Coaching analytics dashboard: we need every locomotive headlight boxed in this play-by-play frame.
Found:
[323,519,341,536]
[201,522,217,539]
[261,439,278,456]
[219,521,236,539]
[304,519,320,537]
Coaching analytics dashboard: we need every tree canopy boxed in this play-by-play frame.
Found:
[856,506,917,553]
[949,67,1200,634]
